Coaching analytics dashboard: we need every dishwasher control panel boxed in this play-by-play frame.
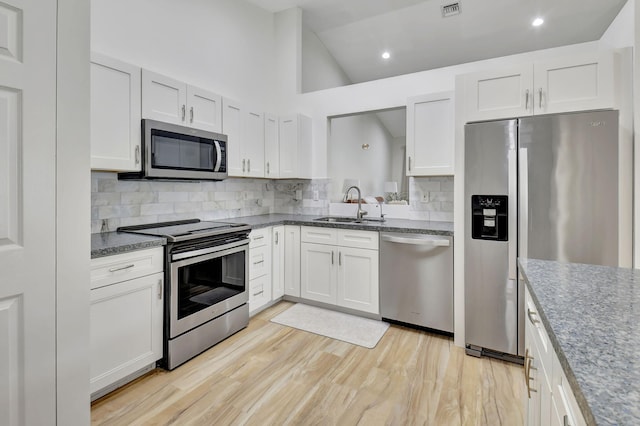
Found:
[471,195,508,241]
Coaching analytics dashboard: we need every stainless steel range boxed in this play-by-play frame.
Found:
[119,219,251,370]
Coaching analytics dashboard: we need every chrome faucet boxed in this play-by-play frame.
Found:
[344,185,368,221]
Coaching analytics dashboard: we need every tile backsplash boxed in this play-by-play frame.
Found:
[91,173,453,233]
[91,172,330,233]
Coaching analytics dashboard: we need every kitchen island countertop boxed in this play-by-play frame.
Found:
[519,258,640,426]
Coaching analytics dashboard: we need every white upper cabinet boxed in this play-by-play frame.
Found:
[406,91,455,176]
[463,51,615,122]
[90,53,141,171]
[264,114,280,178]
[279,114,312,179]
[142,69,222,132]
[222,98,265,178]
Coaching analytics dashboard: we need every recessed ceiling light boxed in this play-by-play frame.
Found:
[381,51,390,60]
[532,17,544,27]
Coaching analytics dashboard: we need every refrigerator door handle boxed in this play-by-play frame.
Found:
[519,147,529,261]
[508,148,517,280]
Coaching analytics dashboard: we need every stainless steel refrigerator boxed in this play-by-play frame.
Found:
[464,110,619,359]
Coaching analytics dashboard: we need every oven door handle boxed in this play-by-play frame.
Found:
[171,239,249,262]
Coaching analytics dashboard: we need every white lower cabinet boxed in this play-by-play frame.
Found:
[249,228,272,314]
[90,247,164,398]
[272,226,285,299]
[284,225,301,297]
[525,286,586,426]
[300,227,379,314]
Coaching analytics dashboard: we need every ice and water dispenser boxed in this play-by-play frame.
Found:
[471,195,508,241]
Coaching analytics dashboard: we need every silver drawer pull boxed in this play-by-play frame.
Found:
[527,308,540,324]
[253,260,264,265]
[157,280,163,300]
[253,235,264,240]
[252,290,264,297]
[108,264,135,272]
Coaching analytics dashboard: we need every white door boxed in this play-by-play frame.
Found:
[90,53,141,171]
[300,242,336,304]
[279,115,298,179]
[222,97,244,177]
[272,226,285,299]
[244,109,265,178]
[187,85,222,132]
[142,69,187,125]
[336,247,379,314]
[0,0,57,424]
[406,92,455,176]
[264,114,279,178]
[463,65,533,121]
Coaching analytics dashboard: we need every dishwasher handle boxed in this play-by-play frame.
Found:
[381,234,450,247]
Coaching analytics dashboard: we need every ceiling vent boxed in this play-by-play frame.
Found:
[441,2,461,17]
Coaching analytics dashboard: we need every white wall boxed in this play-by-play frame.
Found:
[91,0,277,109]
[600,0,635,48]
[302,26,352,93]
[328,113,394,201]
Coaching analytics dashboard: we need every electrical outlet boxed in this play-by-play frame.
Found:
[313,190,319,201]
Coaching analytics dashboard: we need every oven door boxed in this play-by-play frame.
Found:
[169,239,248,338]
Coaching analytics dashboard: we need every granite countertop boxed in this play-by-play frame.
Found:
[91,232,166,259]
[222,213,454,235]
[91,214,453,258]
[519,258,640,426]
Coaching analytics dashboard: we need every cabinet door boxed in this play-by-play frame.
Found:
[264,114,280,178]
[141,70,187,125]
[90,272,163,395]
[463,65,533,121]
[90,53,141,171]
[272,226,285,299]
[300,242,337,304]
[222,97,244,177]
[279,115,299,179]
[245,109,265,178]
[187,85,222,133]
[284,225,301,297]
[406,91,455,176]
[534,51,615,115]
[336,247,379,314]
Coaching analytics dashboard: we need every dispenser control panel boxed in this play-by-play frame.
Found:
[471,195,508,241]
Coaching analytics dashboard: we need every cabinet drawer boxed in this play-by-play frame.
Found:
[337,229,378,250]
[249,245,271,280]
[249,227,271,248]
[91,247,163,290]
[301,226,338,245]
[249,274,271,313]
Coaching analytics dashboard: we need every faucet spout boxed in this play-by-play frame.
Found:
[344,185,368,221]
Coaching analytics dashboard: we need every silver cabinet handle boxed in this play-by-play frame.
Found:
[253,290,264,297]
[275,231,279,244]
[253,260,264,265]
[248,159,251,173]
[339,251,342,266]
[181,104,186,121]
[190,106,194,123]
[135,145,140,165]
[538,88,543,109]
[563,415,569,426]
[253,235,264,240]
[525,89,530,110]
[266,162,270,174]
[242,159,246,173]
[527,308,540,324]
[408,156,412,172]
[331,251,334,265]
[157,279,162,300]
[108,264,134,272]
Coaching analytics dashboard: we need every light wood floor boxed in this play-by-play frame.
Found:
[92,302,525,426]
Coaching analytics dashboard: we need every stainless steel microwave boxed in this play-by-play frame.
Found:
[118,119,228,181]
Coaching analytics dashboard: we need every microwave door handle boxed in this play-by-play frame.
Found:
[214,141,222,172]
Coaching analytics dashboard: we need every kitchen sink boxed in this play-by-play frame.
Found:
[313,216,363,223]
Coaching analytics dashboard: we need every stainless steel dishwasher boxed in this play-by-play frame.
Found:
[380,232,453,333]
